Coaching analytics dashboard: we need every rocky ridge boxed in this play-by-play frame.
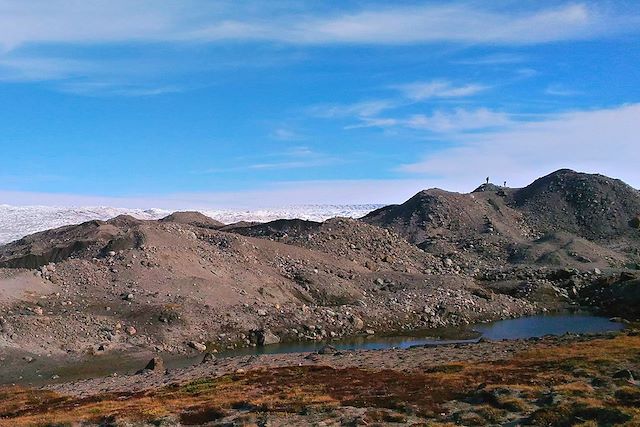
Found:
[0,169,638,362]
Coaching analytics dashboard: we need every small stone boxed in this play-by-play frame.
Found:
[257,309,267,316]
[202,352,216,363]
[188,341,207,352]
[318,345,337,355]
[613,369,635,381]
[125,326,137,335]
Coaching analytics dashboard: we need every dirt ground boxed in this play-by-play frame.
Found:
[1,330,639,426]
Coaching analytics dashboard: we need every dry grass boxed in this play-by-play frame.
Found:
[1,334,639,426]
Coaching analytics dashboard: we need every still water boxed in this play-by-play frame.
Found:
[213,313,625,358]
[2,313,625,385]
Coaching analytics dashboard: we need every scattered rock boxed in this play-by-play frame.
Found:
[317,345,337,355]
[350,315,364,331]
[188,341,207,352]
[251,329,280,346]
[613,369,635,381]
[142,357,165,373]
[202,352,216,363]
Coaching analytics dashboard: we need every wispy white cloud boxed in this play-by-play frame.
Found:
[227,3,632,46]
[246,146,339,170]
[0,2,638,93]
[0,56,96,81]
[545,84,583,96]
[0,52,190,96]
[313,79,489,118]
[0,0,186,51]
[394,80,488,101]
[318,80,497,132]
[195,146,340,174]
[310,100,397,119]
[349,108,513,134]
[399,103,640,189]
[404,109,512,133]
[1,2,637,51]
[246,159,332,171]
[453,53,527,65]
[200,3,637,46]
[515,68,539,79]
[56,81,184,96]
[288,4,594,45]
[270,127,304,141]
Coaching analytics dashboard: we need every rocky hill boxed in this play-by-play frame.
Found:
[229,217,437,273]
[363,169,640,268]
[0,169,638,362]
[0,212,533,358]
[160,211,225,229]
[513,169,640,241]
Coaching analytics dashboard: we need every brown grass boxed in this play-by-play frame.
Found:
[1,334,639,426]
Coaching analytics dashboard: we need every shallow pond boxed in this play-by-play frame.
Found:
[211,312,625,359]
[0,312,626,386]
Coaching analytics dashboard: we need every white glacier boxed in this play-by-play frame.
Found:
[0,204,383,245]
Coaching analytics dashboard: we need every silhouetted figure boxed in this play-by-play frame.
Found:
[503,181,507,187]
[486,177,489,184]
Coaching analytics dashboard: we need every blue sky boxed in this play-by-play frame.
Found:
[1,1,639,208]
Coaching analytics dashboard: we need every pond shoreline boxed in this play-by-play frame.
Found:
[0,311,626,388]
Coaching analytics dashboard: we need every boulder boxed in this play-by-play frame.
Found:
[142,357,165,373]
[350,315,364,331]
[250,329,280,346]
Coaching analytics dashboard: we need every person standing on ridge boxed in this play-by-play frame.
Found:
[486,177,489,184]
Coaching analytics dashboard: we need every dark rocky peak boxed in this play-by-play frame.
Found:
[161,211,224,229]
